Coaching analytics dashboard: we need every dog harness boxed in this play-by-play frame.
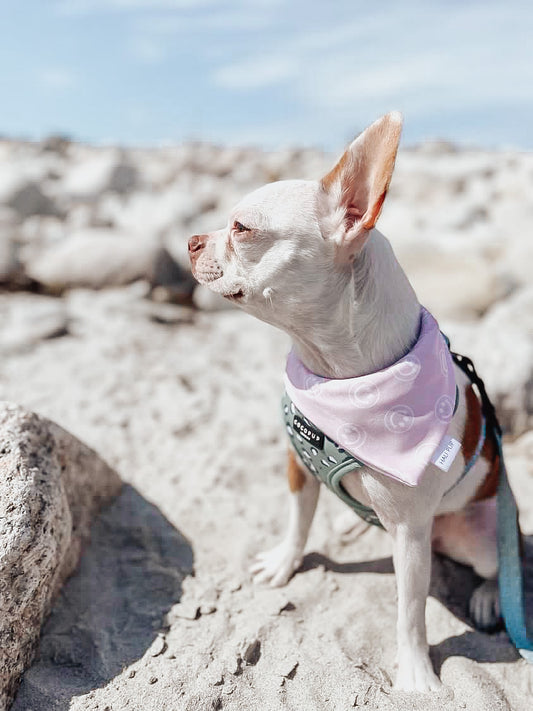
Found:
[282,308,483,525]
[282,314,533,659]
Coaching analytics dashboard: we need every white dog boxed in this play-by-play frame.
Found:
[188,113,501,692]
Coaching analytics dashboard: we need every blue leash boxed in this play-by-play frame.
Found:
[496,432,533,661]
[452,352,533,660]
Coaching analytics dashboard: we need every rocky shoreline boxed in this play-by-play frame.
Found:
[0,137,532,709]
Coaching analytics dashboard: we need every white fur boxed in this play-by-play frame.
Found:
[189,114,499,693]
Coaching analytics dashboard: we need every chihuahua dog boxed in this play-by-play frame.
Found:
[188,113,501,692]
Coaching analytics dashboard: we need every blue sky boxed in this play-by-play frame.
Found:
[1,0,532,150]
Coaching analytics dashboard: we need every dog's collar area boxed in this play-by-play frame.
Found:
[284,308,458,487]
[281,341,490,528]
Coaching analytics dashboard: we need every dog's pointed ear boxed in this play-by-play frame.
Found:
[320,111,402,260]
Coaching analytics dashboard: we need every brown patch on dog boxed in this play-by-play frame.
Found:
[462,385,483,463]
[287,448,306,493]
[461,384,500,503]
[461,384,501,502]
[473,430,500,502]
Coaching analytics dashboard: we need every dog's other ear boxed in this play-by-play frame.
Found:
[320,111,402,260]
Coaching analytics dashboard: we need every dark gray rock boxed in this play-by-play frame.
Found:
[149,246,196,303]
[40,135,71,155]
[6,182,60,219]
[108,163,138,194]
[0,233,19,285]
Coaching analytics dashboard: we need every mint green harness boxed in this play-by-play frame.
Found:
[282,333,473,528]
[282,393,383,528]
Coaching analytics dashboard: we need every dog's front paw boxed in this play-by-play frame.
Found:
[250,543,302,587]
[469,579,500,631]
[395,654,441,693]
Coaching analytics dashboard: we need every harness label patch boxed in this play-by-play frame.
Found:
[293,414,324,449]
[432,435,461,472]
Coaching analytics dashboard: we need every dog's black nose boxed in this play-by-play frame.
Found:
[188,234,207,253]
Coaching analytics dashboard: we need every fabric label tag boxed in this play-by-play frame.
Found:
[432,435,461,472]
[293,414,324,448]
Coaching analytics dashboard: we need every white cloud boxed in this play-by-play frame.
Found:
[138,7,274,34]
[39,68,77,90]
[129,36,167,64]
[214,56,298,90]
[54,0,271,15]
[205,1,533,139]
[45,0,533,149]
[309,56,445,108]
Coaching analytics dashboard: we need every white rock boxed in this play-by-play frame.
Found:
[18,215,66,247]
[0,294,69,353]
[396,242,508,321]
[60,150,116,197]
[61,150,137,198]
[25,229,161,291]
[499,226,533,289]
[0,157,51,205]
[94,187,196,237]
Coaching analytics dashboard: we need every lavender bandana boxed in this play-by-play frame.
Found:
[284,308,457,486]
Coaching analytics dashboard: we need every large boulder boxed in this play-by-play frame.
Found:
[24,229,194,297]
[0,402,122,708]
[395,242,508,321]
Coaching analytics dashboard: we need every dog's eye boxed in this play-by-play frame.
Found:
[233,221,250,233]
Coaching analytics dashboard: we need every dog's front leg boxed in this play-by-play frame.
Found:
[391,521,441,692]
[251,449,320,587]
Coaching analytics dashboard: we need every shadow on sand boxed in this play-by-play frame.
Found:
[299,535,533,669]
[12,484,194,711]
